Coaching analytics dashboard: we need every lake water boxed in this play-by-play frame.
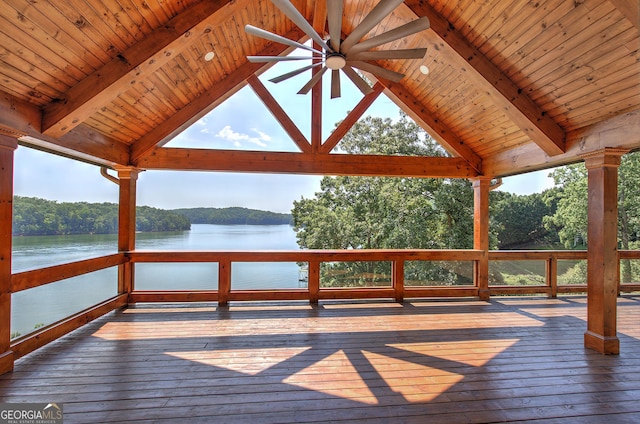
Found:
[11,224,302,337]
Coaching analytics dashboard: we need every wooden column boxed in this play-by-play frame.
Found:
[308,260,320,304]
[583,148,627,354]
[393,259,404,303]
[0,136,17,374]
[114,166,140,296]
[472,177,491,301]
[217,258,231,306]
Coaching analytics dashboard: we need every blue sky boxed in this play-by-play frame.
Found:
[13,53,555,214]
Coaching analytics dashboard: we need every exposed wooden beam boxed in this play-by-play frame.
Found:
[248,75,311,153]
[483,110,640,176]
[382,81,483,173]
[0,91,129,165]
[404,0,566,157]
[320,83,384,154]
[42,0,234,138]
[609,0,640,31]
[0,91,40,137]
[129,28,305,162]
[136,148,478,178]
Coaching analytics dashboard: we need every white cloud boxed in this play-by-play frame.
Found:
[251,128,272,142]
[216,125,269,148]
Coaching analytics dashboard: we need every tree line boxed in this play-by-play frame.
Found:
[12,198,293,236]
[12,196,190,236]
[173,207,292,225]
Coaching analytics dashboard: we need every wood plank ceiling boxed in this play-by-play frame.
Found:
[0,0,638,178]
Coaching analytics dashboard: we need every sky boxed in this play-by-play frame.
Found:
[13,49,556,214]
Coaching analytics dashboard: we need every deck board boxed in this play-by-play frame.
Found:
[1,295,639,423]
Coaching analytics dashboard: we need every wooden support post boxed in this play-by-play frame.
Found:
[0,136,17,375]
[393,260,404,303]
[583,148,628,354]
[548,255,558,298]
[472,178,491,301]
[308,260,320,304]
[218,259,231,306]
[114,166,140,297]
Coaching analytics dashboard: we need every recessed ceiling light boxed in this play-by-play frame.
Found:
[204,51,215,61]
[420,65,430,75]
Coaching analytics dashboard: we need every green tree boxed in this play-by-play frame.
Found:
[292,114,477,287]
[491,189,559,249]
[544,165,589,248]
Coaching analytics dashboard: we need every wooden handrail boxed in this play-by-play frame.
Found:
[11,253,127,292]
[128,249,484,262]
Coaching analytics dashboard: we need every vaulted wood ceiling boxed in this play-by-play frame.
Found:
[0,0,638,179]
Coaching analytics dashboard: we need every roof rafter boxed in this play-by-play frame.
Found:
[129,28,305,163]
[0,91,128,165]
[137,148,478,178]
[404,0,567,157]
[42,0,234,138]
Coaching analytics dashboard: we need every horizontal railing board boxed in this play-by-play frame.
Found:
[129,249,485,262]
[11,253,126,292]
[11,294,127,359]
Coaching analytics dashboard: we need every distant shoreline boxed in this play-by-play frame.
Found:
[13,196,292,236]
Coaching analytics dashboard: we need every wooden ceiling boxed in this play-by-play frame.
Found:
[0,0,638,178]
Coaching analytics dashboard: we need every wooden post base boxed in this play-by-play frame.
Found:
[0,350,14,375]
[478,289,490,301]
[584,331,620,355]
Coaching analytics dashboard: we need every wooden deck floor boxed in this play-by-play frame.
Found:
[1,296,640,423]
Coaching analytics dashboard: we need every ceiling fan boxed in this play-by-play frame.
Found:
[245,0,430,99]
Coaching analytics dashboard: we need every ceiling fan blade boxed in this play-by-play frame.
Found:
[245,25,324,55]
[298,66,328,94]
[341,0,405,53]
[269,62,324,83]
[348,60,405,83]
[327,0,343,52]
[341,66,374,96]
[271,0,331,52]
[247,56,311,62]
[348,17,431,55]
[331,69,341,99]
[350,48,427,61]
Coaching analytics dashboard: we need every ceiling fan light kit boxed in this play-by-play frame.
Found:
[245,0,430,98]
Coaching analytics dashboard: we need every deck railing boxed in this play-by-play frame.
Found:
[9,249,640,358]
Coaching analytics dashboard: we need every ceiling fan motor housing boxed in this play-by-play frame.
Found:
[326,53,347,70]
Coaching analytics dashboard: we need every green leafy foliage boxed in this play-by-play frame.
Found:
[173,207,292,225]
[13,196,190,236]
[491,189,560,249]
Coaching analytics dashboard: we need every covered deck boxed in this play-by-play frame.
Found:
[0,0,640,420]
[1,296,640,422]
